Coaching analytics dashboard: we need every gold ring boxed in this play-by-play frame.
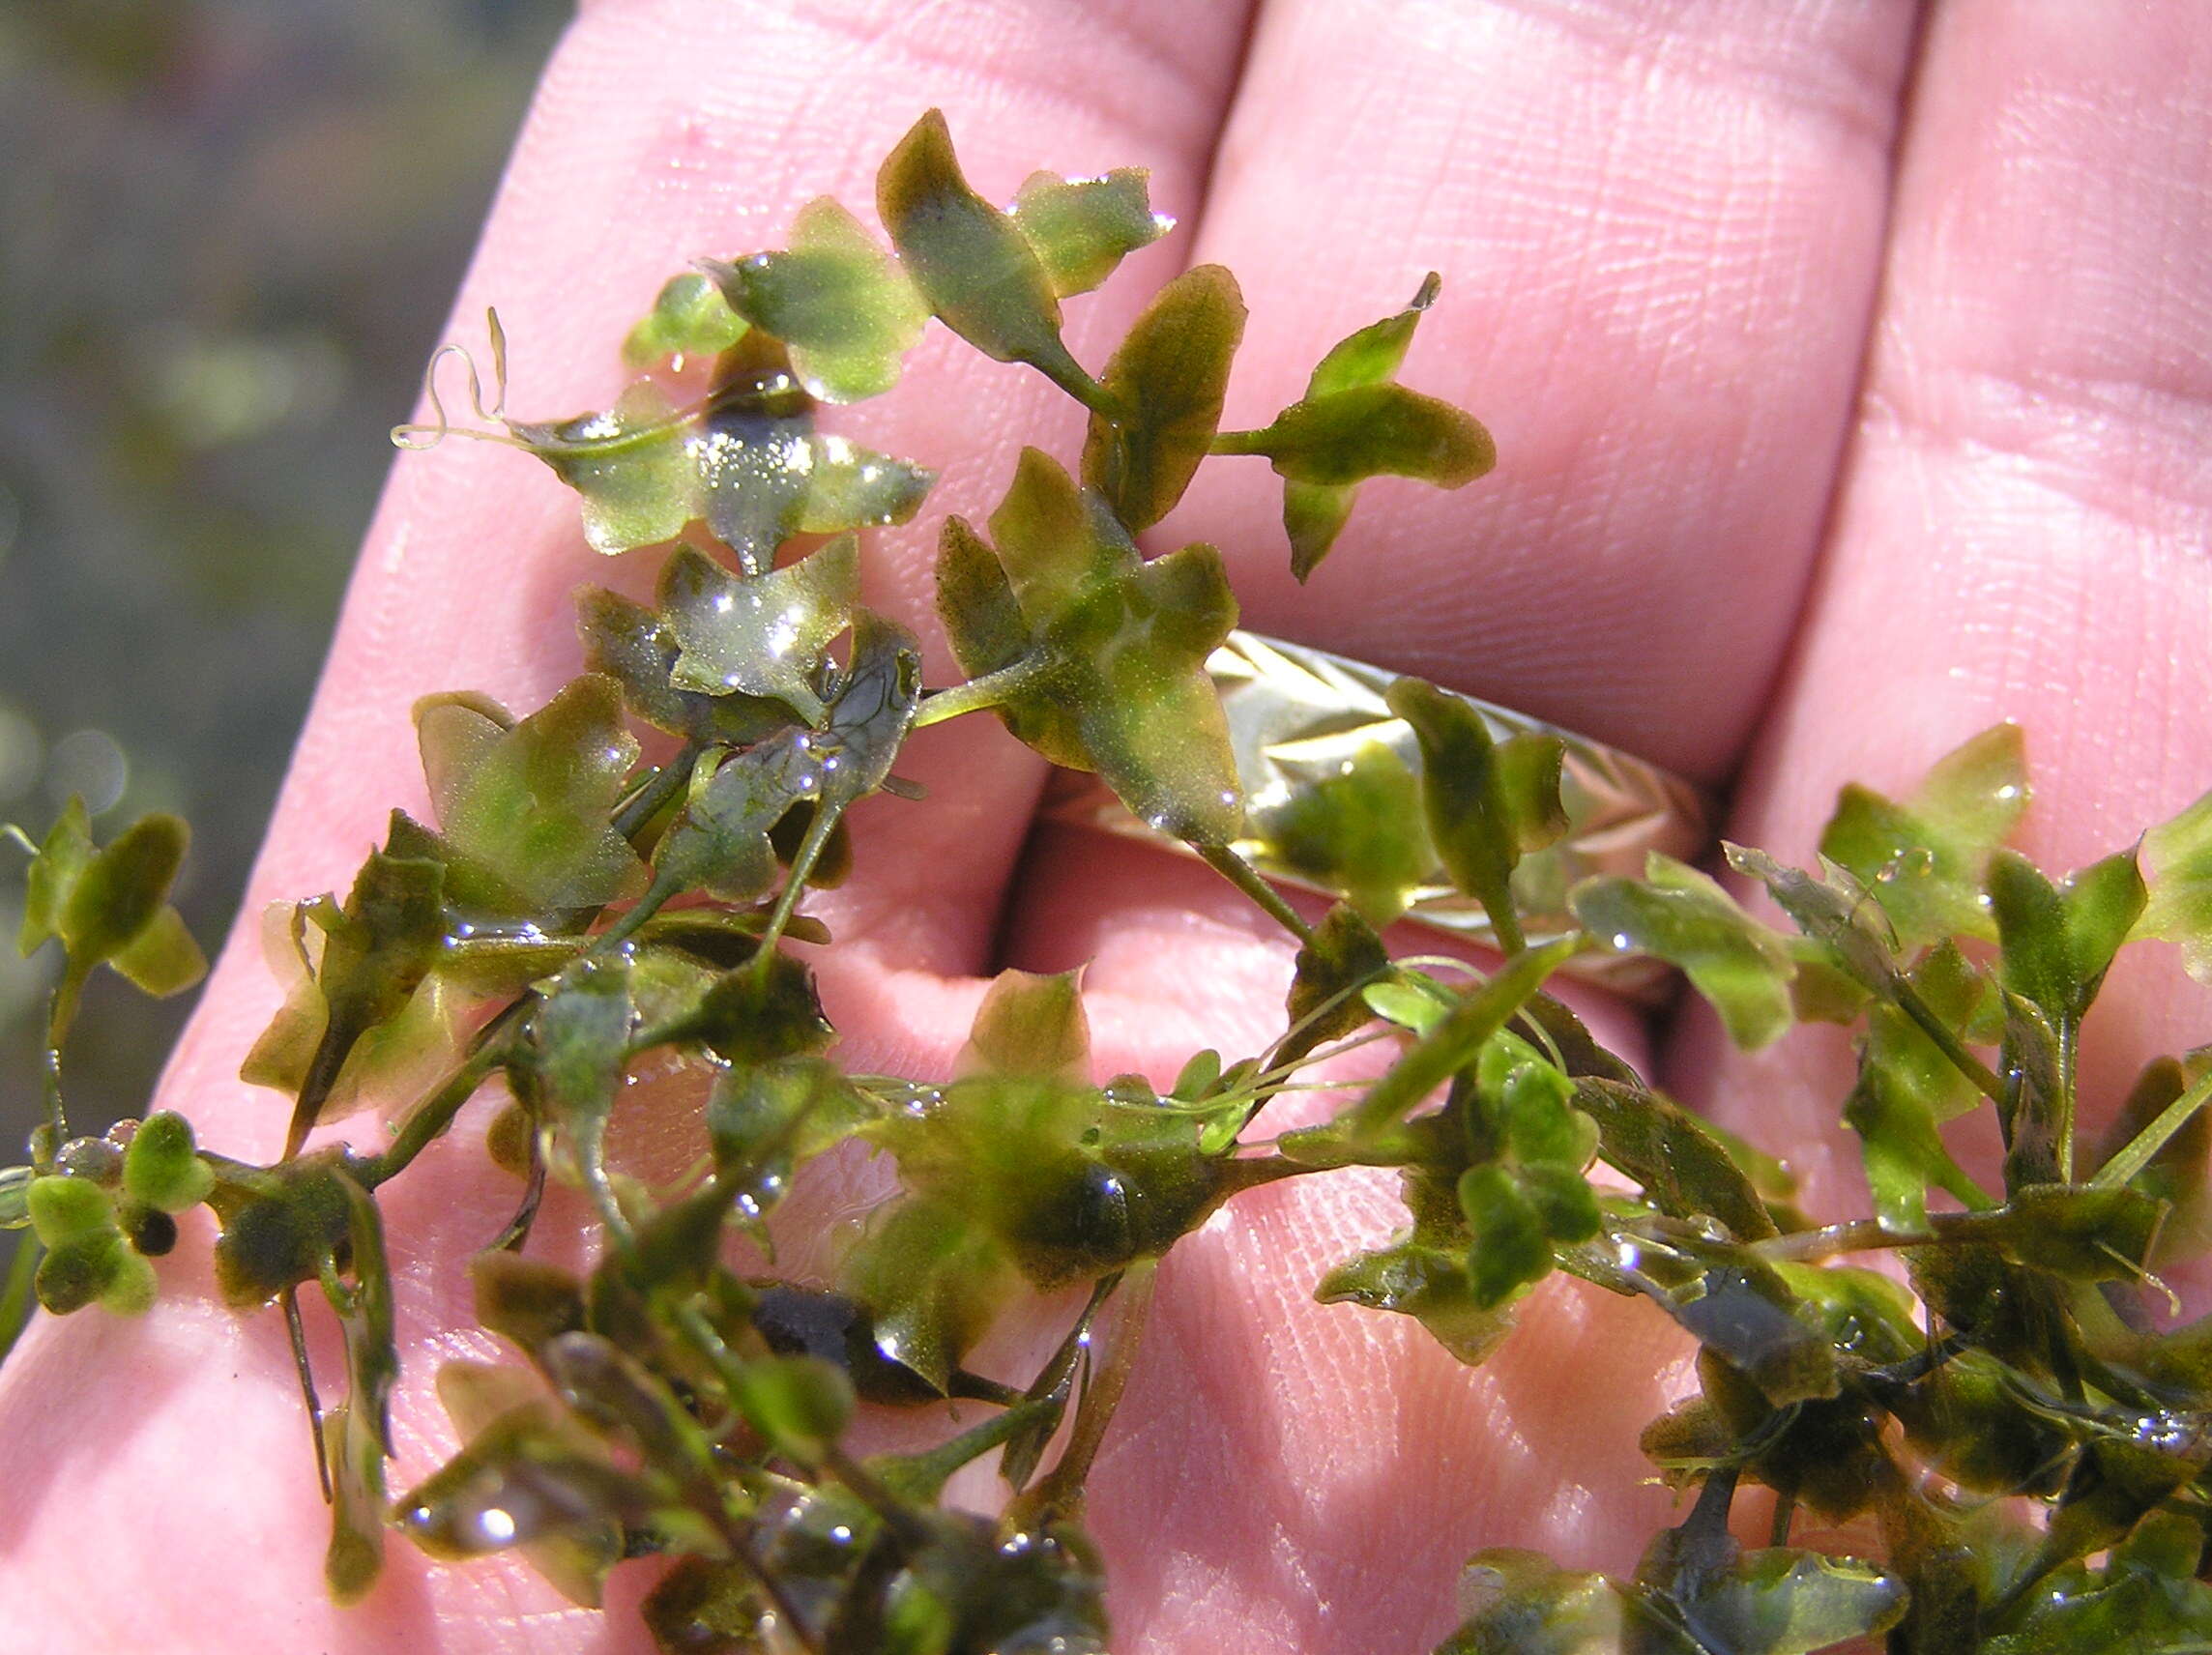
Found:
[1042,630,1718,999]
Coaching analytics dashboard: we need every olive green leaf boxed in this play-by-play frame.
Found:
[1573,1078,1776,1242]
[395,1391,664,1568]
[1248,740,1434,927]
[1989,845,2145,1031]
[1010,167,1169,297]
[706,1058,874,1237]
[876,109,1094,402]
[205,1151,358,1310]
[1845,944,1995,1233]
[240,830,451,1154]
[575,585,793,747]
[1457,1162,1556,1308]
[837,1197,1020,1397]
[121,1112,214,1215]
[27,1175,155,1317]
[643,947,833,1067]
[413,675,646,918]
[512,957,636,1218]
[1649,1539,1909,1655]
[866,1072,1231,1291]
[1618,1231,1838,1407]
[1390,676,1565,953]
[723,1352,854,1467]
[622,271,747,372]
[955,968,1090,1083]
[2135,784,2212,981]
[935,449,1241,845]
[1572,855,1796,1049]
[471,1252,587,1364]
[1440,1550,1639,1655]
[1214,273,1491,580]
[1285,903,1390,1059]
[429,1358,620,1606]
[1081,263,1245,531]
[1315,1238,1518,1366]
[1959,1183,2164,1281]
[2094,1053,2212,1263]
[1818,722,2028,948]
[509,380,697,556]
[319,1174,397,1603]
[14,800,207,1045]
[660,537,857,724]
[1347,937,1580,1140]
[509,334,932,570]
[706,196,927,403]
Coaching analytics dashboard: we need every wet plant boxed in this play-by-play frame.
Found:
[10,109,2212,1654]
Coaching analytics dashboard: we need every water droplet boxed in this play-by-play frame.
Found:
[47,728,127,814]
[478,1507,518,1545]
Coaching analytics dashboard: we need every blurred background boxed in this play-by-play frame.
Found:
[0,0,569,1157]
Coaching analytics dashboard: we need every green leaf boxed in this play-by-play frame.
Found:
[1270,273,1453,580]
[471,1252,587,1363]
[207,1153,358,1310]
[509,380,697,556]
[1009,167,1169,297]
[1246,381,1492,488]
[1441,1550,1639,1655]
[660,537,857,724]
[837,1197,1018,1396]
[576,586,793,747]
[1247,740,1434,926]
[707,1057,874,1236]
[723,1352,854,1466]
[937,450,1242,845]
[867,1072,1229,1291]
[413,676,645,918]
[1724,846,1906,1003]
[321,1174,398,1604]
[15,795,92,956]
[1315,1238,1517,1366]
[2135,784,2212,981]
[1817,723,2027,948]
[50,811,203,1031]
[1964,1183,2164,1281]
[1845,944,1994,1232]
[515,957,636,1207]
[243,830,451,1150]
[1990,845,2146,1027]
[957,969,1091,1083]
[509,335,932,570]
[649,948,833,1066]
[707,196,927,403]
[1286,904,1390,1055]
[121,1112,213,1214]
[1660,1542,1909,1655]
[1081,263,1244,530]
[1619,1233,1837,1407]
[1390,677,1565,952]
[876,109,1091,398]
[1349,938,1581,1139]
[1573,1078,1777,1241]
[1457,1162,1554,1307]
[1571,856,1796,1049]
[622,270,746,372]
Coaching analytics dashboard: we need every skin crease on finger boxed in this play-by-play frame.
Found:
[6,3,2205,1655]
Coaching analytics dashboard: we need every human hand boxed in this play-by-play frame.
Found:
[2,3,2207,1650]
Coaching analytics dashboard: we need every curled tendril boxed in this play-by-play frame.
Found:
[391,308,520,450]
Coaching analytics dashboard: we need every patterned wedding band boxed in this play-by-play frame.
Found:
[1043,629,1719,1000]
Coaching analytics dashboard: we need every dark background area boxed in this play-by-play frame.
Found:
[0,1,569,1157]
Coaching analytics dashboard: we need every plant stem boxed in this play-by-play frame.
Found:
[1892,977,2007,1106]
[1199,844,1316,946]
[1208,429,1269,456]
[2092,1062,2212,1190]
[362,1008,524,1188]
[613,742,703,842]
[911,656,1055,730]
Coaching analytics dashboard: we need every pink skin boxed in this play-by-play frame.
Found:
[4,1,2210,1648]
